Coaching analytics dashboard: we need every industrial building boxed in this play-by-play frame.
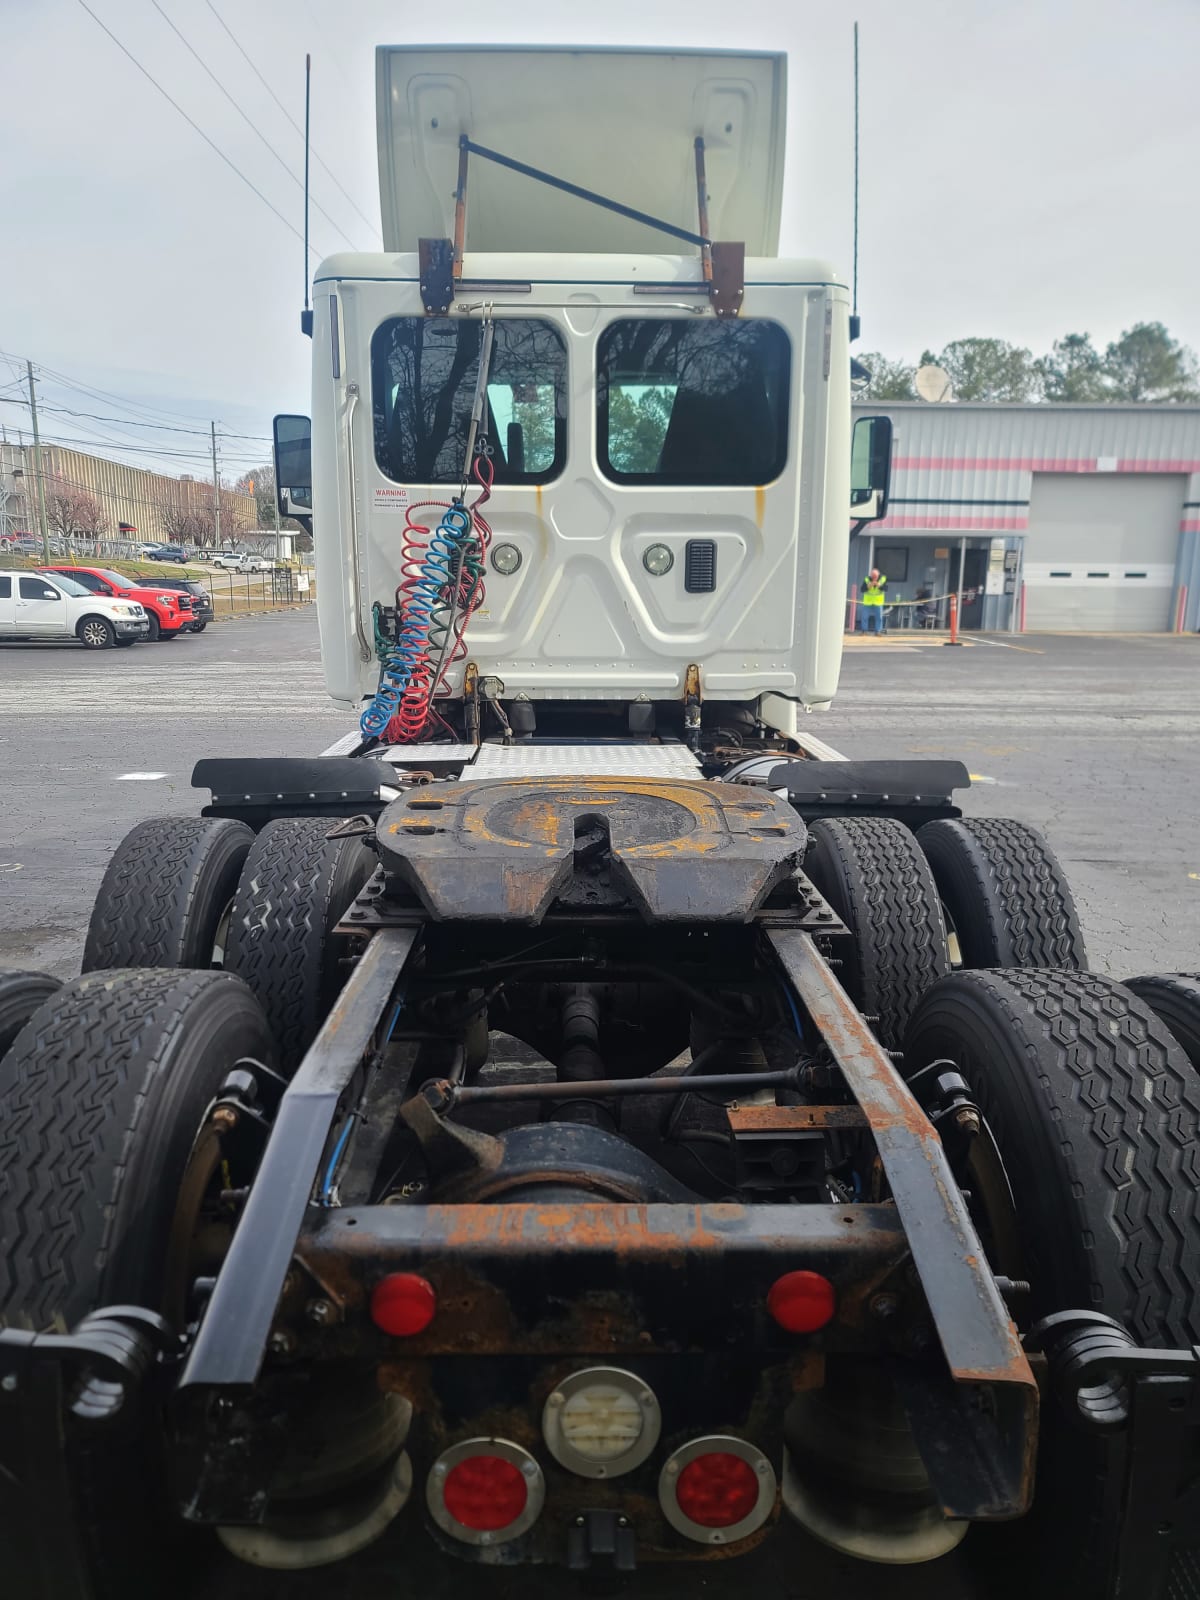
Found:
[849,402,1200,632]
[0,441,256,548]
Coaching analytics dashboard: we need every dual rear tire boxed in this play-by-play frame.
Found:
[82,814,374,1073]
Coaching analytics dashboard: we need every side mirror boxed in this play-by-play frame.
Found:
[851,414,893,524]
[273,414,313,529]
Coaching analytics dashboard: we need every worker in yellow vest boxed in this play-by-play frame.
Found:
[861,567,888,634]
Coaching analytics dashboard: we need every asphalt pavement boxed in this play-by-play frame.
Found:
[2,612,1196,980]
[2,612,1198,1599]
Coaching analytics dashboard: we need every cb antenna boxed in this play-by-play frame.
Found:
[850,22,861,342]
[301,52,313,336]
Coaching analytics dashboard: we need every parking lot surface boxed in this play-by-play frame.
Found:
[1,615,1196,1599]
[2,614,1196,982]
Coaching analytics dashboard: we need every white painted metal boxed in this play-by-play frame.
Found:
[469,743,701,779]
[310,255,851,728]
[375,47,785,257]
[1024,474,1184,631]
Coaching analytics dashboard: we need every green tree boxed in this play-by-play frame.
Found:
[607,385,675,473]
[1039,333,1108,402]
[933,338,1042,402]
[1102,322,1200,402]
[855,353,916,400]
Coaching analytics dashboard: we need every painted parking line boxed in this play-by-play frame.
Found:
[115,772,171,781]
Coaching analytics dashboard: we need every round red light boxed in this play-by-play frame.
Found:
[370,1272,437,1336]
[675,1452,760,1528]
[767,1270,835,1333]
[443,1455,528,1532]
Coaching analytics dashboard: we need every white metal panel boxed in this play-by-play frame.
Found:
[310,257,851,721]
[375,47,785,256]
[1024,474,1184,630]
[470,744,701,779]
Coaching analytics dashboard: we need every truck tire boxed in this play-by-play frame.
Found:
[0,967,60,1059]
[804,816,949,1050]
[1124,972,1200,1071]
[224,818,375,1073]
[146,610,162,641]
[0,968,274,1596]
[915,817,1086,971]
[82,816,255,974]
[77,615,115,650]
[905,969,1200,1596]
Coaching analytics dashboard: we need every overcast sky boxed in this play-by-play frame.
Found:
[2,0,1197,478]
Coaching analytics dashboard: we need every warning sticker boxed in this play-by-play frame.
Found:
[373,485,410,514]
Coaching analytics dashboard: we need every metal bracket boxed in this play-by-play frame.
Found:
[710,242,745,319]
[566,1508,637,1573]
[418,237,455,315]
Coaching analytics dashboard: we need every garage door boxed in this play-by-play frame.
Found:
[1024,473,1184,631]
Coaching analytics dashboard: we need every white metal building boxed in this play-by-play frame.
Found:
[848,402,1200,632]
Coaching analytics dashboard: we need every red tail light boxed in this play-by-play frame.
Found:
[427,1439,544,1546]
[767,1270,835,1333]
[676,1452,759,1527]
[659,1437,777,1545]
[370,1272,437,1336]
[443,1456,526,1531]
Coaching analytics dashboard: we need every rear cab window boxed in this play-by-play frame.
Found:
[597,318,791,484]
[371,317,567,484]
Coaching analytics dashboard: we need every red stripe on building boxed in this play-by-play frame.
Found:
[893,457,1200,473]
[1182,519,1200,534]
[870,514,1027,530]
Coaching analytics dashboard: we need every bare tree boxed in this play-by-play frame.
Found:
[44,477,110,551]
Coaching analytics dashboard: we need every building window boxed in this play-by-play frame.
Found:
[873,546,909,583]
[371,317,567,485]
[597,319,791,485]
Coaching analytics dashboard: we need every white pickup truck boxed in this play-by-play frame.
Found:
[0,569,148,647]
[213,551,273,572]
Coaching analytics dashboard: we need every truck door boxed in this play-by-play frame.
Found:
[17,575,69,636]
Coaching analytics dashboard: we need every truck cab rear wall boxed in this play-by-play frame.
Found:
[307,260,851,727]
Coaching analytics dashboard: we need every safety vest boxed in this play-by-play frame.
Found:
[862,574,887,606]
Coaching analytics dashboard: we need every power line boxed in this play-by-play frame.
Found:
[204,0,380,242]
[149,0,360,251]
[0,395,270,442]
[73,0,321,258]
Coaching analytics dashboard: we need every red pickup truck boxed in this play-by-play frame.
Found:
[40,566,193,641]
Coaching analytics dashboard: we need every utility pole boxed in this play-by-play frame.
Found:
[26,361,52,564]
[210,422,221,550]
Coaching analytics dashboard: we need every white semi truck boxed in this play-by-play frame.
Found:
[2,45,1199,1600]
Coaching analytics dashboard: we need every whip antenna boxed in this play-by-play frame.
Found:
[851,22,861,340]
[301,53,313,335]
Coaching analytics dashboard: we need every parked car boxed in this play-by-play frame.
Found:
[40,565,193,641]
[0,570,148,649]
[213,551,274,572]
[142,576,214,631]
[145,544,190,562]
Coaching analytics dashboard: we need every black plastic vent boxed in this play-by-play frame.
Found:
[684,540,717,593]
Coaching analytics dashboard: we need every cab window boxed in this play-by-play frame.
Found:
[597,319,791,485]
[0,576,10,599]
[371,317,567,484]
